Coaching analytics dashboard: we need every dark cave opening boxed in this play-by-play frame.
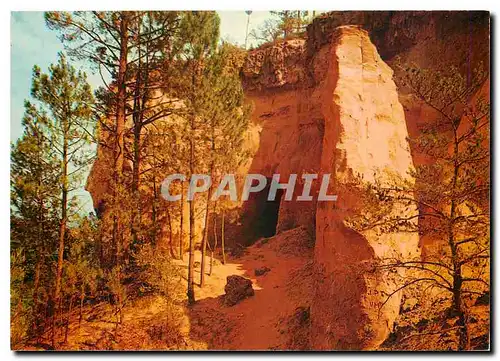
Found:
[252,182,284,239]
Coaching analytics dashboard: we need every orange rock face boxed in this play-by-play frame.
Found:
[240,12,488,350]
[86,11,489,350]
[311,26,419,350]
[241,26,420,349]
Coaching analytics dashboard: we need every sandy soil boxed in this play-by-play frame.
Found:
[39,227,314,351]
[182,227,314,350]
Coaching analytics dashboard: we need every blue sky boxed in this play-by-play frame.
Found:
[10,11,273,213]
[10,11,273,141]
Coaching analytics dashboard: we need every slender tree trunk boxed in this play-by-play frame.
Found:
[187,200,195,303]
[34,172,45,340]
[179,181,184,259]
[200,165,214,287]
[33,133,43,340]
[221,210,226,265]
[200,190,212,287]
[131,14,147,254]
[113,11,129,266]
[449,126,469,351]
[54,154,67,303]
[210,204,217,276]
[209,251,214,276]
[53,121,68,348]
[151,173,158,248]
[187,124,195,304]
[166,205,176,258]
[131,123,141,249]
[453,277,469,350]
[115,12,129,178]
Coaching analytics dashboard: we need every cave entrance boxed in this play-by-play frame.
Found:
[253,181,283,239]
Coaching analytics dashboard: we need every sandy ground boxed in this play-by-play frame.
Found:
[181,227,314,350]
[39,227,314,351]
[20,226,489,351]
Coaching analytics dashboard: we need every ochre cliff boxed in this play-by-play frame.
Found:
[86,11,489,350]
[242,25,419,349]
[239,11,488,350]
[312,26,419,350]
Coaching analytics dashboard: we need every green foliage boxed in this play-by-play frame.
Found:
[136,244,182,300]
[64,216,102,301]
[13,11,252,349]
[30,53,95,188]
[11,53,96,346]
[250,11,312,46]
[11,86,60,346]
[176,11,220,62]
[270,11,309,37]
[45,11,126,75]
[348,63,489,350]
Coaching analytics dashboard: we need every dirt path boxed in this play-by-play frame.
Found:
[179,227,314,350]
[36,227,313,351]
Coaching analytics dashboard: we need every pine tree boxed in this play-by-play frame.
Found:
[10,102,60,345]
[61,215,102,343]
[197,42,251,286]
[29,53,94,346]
[174,11,220,304]
[270,11,309,38]
[348,64,490,350]
[250,11,310,46]
[46,12,184,264]
[46,11,131,265]
[123,12,181,252]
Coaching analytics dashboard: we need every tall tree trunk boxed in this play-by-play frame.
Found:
[179,182,184,260]
[53,121,68,348]
[151,172,158,248]
[131,14,147,254]
[210,204,217,276]
[131,122,141,249]
[187,196,195,304]
[453,276,469,350]
[113,11,129,266]
[200,158,214,287]
[115,12,129,180]
[187,121,196,304]
[221,210,226,265]
[200,188,212,287]
[54,150,67,303]
[166,205,176,258]
[449,126,469,351]
[34,165,44,339]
